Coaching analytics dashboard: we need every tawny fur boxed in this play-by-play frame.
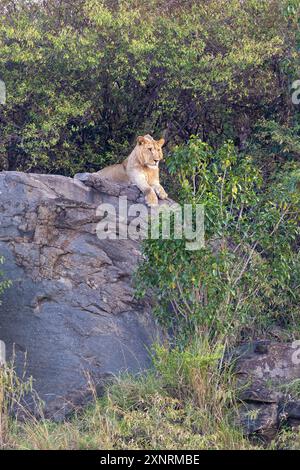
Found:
[96,135,168,206]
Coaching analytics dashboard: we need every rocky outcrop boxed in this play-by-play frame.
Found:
[232,341,300,440]
[0,171,163,420]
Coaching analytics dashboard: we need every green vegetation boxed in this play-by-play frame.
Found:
[2,342,300,450]
[0,0,300,450]
[0,342,259,450]
[0,0,299,174]
[137,138,300,343]
[0,256,12,446]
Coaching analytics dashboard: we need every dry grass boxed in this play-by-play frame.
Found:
[2,338,297,450]
[0,339,257,450]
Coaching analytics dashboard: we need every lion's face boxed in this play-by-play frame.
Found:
[137,135,165,168]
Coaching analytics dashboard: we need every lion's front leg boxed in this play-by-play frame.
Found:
[153,184,168,200]
[144,187,159,206]
[130,171,158,207]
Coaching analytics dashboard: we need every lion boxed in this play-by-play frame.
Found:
[95,134,168,206]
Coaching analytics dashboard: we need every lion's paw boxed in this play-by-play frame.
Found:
[145,189,158,207]
[158,188,168,200]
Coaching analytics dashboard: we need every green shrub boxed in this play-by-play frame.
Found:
[136,137,300,343]
[0,0,299,174]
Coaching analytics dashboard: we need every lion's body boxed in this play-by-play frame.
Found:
[96,135,168,206]
[97,159,130,183]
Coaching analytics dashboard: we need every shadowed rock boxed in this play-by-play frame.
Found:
[232,341,300,440]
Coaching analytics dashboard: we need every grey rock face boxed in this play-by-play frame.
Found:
[232,341,300,440]
[0,171,162,420]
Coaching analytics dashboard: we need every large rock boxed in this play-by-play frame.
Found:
[0,171,163,420]
[232,341,300,440]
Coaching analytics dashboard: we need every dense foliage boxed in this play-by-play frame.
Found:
[137,138,300,342]
[0,0,299,175]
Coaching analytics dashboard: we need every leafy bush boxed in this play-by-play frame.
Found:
[137,137,300,343]
[247,120,300,178]
[0,0,299,174]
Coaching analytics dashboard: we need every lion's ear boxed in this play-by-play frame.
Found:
[158,138,165,147]
[137,136,145,145]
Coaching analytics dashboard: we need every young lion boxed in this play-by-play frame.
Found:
[96,134,168,206]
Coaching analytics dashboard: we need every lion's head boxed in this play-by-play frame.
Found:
[136,134,165,168]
